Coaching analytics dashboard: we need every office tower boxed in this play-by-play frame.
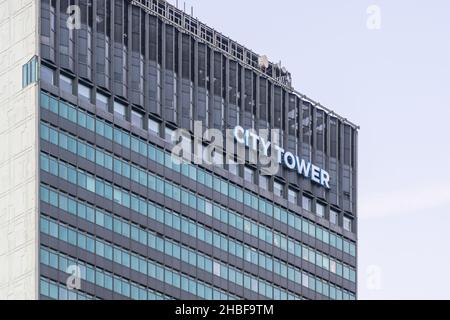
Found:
[0,0,358,300]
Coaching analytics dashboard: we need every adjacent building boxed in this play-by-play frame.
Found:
[0,0,358,300]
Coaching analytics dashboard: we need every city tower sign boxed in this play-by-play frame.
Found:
[233,126,331,189]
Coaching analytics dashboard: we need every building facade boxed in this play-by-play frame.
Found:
[0,0,358,300]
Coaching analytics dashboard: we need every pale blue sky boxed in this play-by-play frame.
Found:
[170,0,450,299]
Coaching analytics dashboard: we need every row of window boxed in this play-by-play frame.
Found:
[39,120,355,257]
[40,183,356,289]
[41,213,302,299]
[40,88,354,234]
[246,170,352,232]
[40,131,355,265]
[40,277,95,300]
[155,122,351,232]
[41,64,157,130]
[129,105,352,233]
[39,90,356,255]
[39,3,357,168]
[40,248,172,300]
[41,215,304,300]
[39,121,356,281]
[39,149,355,279]
[162,127,352,232]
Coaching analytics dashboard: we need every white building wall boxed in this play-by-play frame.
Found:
[0,0,39,299]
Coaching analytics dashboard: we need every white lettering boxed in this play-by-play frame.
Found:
[311,165,321,184]
[233,126,245,144]
[297,157,311,178]
[248,131,259,151]
[175,305,210,318]
[321,170,330,189]
[283,152,296,170]
[229,126,331,188]
[259,137,271,156]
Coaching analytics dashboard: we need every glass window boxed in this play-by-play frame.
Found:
[131,110,144,129]
[259,175,269,190]
[40,92,49,109]
[40,65,54,85]
[228,158,238,176]
[96,92,109,111]
[78,83,91,101]
[316,202,325,218]
[330,209,339,225]
[213,261,221,277]
[330,260,337,274]
[59,74,73,94]
[273,181,283,197]
[148,118,160,136]
[165,127,174,143]
[343,216,352,232]
[302,195,312,211]
[22,57,38,88]
[22,63,29,88]
[114,101,127,120]
[49,282,58,298]
[244,167,254,183]
[49,96,58,113]
[288,188,298,205]
[212,151,223,168]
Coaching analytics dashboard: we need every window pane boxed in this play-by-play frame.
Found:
[274,181,283,197]
[148,118,160,135]
[79,83,91,100]
[259,175,268,190]
[316,202,325,218]
[228,159,238,176]
[288,188,298,204]
[244,167,254,183]
[96,92,109,111]
[343,216,352,232]
[302,195,312,211]
[60,74,73,93]
[131,110,144,129]
[330,209,339,225]
[114,101,127,120]
[165,127,174,143]
[40,65,54,85]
